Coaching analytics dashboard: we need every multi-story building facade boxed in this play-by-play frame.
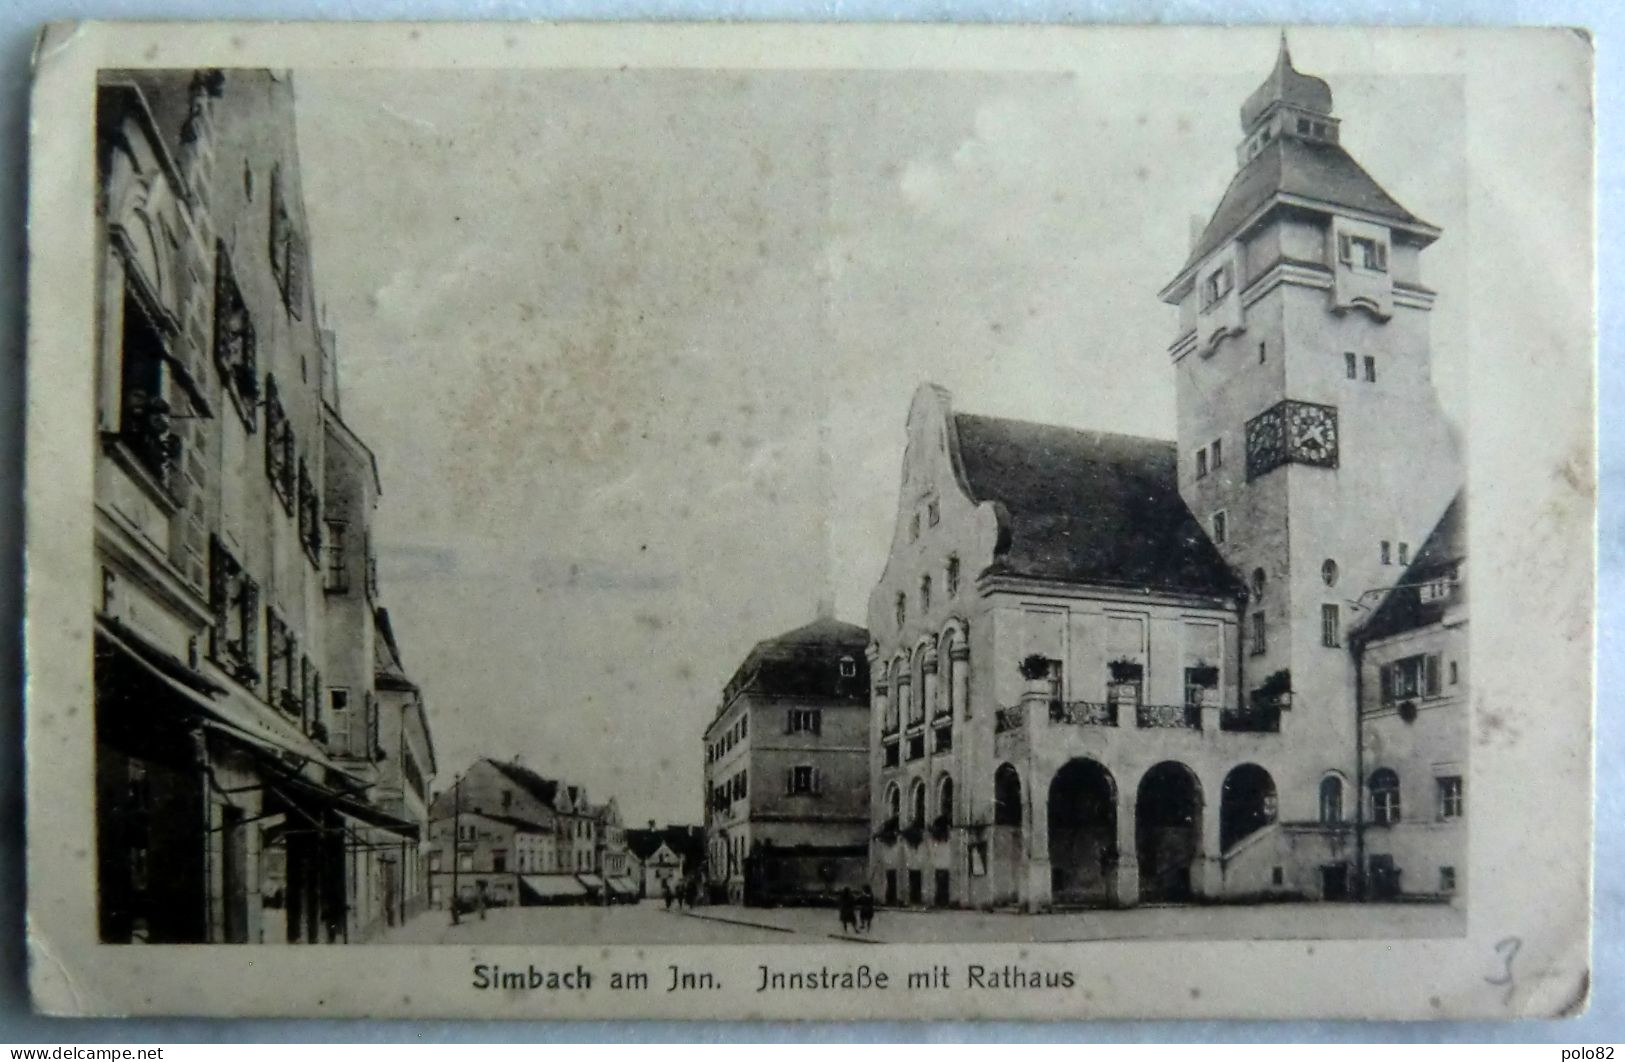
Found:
[865,41,1465,910]
[626,824,706,900]
[92,69,432,944]
[1354,495,1466,901]
[426,758,632,906]
[702,617,871,905]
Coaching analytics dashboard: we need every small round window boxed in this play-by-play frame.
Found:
[1321,559,1339,587]
[1250,568,1266,596]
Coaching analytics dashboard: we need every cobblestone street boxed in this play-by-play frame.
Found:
[379,898,1464,945]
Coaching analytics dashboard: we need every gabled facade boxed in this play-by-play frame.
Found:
[865,40,1466,911]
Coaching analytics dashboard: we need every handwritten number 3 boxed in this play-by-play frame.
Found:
[1487,936,1521,1005]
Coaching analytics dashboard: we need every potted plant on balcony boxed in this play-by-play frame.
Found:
[1251,668,1293,710]
[929,814,952,842]
[901,821,925,847]
[1108,657,1143,683]
[1187,661,1220,689]
[1018,654,1052,684]
[876,816,899,845]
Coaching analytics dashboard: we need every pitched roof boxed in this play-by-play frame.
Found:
[1176,136,1431,280]
[950,412,1240,597]
[1357,491,1466,642]
[719,616,871,714]
[627,826,706,864]
[485,759,561,808]
[373,607,416,690]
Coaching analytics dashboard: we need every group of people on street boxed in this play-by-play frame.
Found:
[660,877,700,910]
[838,886,876,935]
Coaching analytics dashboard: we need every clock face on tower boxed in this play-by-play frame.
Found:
[1246,399,1339,480]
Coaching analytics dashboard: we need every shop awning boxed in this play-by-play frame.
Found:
[576,873,605,892]
[604,876,638,898]
[520,875,588,900]
[97,617,348,777]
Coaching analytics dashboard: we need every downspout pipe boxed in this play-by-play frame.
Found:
[1351,633,1367,902]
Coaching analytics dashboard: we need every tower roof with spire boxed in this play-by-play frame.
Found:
[1240,35,1333,132]
[1161,38,1439,296]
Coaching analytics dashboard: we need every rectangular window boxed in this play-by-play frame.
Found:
[324,521,349,592]
[787,708,822,735]
[1449,660,1459,685]
[883,741,900,768]
[114,286,181,493]
[909,513,920,541]
[1381,540,1392,565]
[1212,510,1227,545]
[491,850,507,873]
[1321,603,1341,648]
[1364,355,1377,383]
[1196,448,1208,479]
[1258,340,1266,363]
[946,556,960,597]
[920,576,932,612]
[1250,611,1267,655]
[788,765,820,795]
[927,498,940,527]
[1345,352,1358,379]
[1398,542,1410,565]
[1201,263,1234,309]
[1439,867,1457,893]
[214,243,258,429]
[1424,653,1442,697]
[1340,234,1388,272]
[1436,776,1464,819]
[1211,438,1223,469]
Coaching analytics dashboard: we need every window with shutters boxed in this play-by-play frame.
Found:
[213,242,258,430]
[297,458,321,564]
[787,765,820,795]
[263,375,294,514]
[1380,654,1442,704]
[209,537,259,686]
[268,164,305,318]
[1338,233,1388,273]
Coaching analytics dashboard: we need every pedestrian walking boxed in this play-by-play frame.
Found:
[858,885,875,934]
[662,879,673,910]
[475,883,487,922]
[837,887,857,934]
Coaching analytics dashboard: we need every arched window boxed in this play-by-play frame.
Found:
[1369,768,1401,825]
[884,783,901,825]
[1319,774,1344,823]
[993,764,1022,827]
[937,775,955,825]
[909,779,927,829]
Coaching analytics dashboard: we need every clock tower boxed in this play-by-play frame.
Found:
[1158,37,1463,820]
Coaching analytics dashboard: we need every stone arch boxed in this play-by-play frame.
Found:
[883,780,901,825]
[908,777,927,831]
[936,773,954,828]
[1318,771,1348,824]
[939,618,969,719]
[993,763,1023,827]
[1047,758,1118,906]
[1135,761,1203,903]
[1220,763,1278,851]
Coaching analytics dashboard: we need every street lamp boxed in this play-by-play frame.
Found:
[449,772,463,926]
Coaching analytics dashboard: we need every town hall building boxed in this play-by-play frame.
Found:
[865,40,1466,910]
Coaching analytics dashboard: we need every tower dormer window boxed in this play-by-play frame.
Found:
[1201,263,1234,310]
[1338,233,1388,273]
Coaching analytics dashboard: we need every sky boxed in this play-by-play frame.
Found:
[292,43,1465,826]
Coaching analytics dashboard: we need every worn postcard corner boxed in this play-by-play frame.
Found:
[22,19,1594,1021]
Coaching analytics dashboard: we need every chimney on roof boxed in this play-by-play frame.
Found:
[648,819,656,830]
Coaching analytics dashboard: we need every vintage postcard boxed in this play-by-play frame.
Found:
[24,21,1594,1019]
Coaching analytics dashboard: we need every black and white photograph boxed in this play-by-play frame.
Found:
[25,21,1592,1020]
